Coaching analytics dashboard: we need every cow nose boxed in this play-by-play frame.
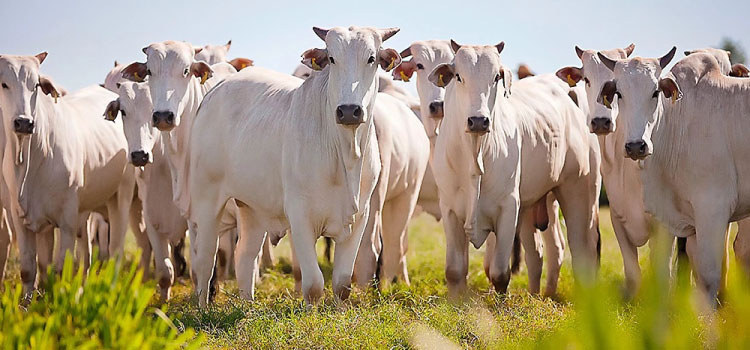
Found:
[130,151,150,167]
[624,140,649,160]
[590,117,613,135]
[428,101,444,119]
[336,104,364,125]
[467,116,490,133]
[152,111,175,131]
[13,118,34,135]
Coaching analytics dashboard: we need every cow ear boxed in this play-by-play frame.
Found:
[122,62,148,82]
[393,59,417,82]
[597,80,618,109]
[555,66,583,87]
[35,52,48,65]
[658,76,682,103]
[104,99,120,121]
[730,63,750,78]
[228,57,254,71]
[225,40,232,51]
[194,47,203,56]
[428,63,455,87]
[379,48,401,72]
[500,67,512,97]
[191,61,213,84]
[39,76,60,102]
[623,43,635,57]
[301,48,328,71]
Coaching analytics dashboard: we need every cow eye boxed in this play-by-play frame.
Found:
[584,77,590,87]
[367,56,375,64]
[183,68,190,77]
[329,57,336,64]
[456,73,462,83]
[416,63,424,70]
[120,110,127,117]
[146,69,152,76]
[494,74,501,83]
[652,90,659,98]
[616,91,623,100]
[1,83,7,89]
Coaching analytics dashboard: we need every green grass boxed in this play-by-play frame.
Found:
[4,208,750,349]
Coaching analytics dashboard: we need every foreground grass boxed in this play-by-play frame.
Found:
[5,208,750,348]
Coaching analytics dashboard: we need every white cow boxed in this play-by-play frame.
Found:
[0,53,136,296]
[291,65,430,287]
[194,40,232,65]
[596,48,750,305]
[186,26,400,306]
[394,40,567,295]
[429,41,601,296]
[103,81,189,300]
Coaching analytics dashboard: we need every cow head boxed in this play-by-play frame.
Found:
[597,47,680,161]
[194,40,232,65]
[555,44,634,135]
[0,53,61,136]
[122,41,213,132]
[302,26,401,129]
[104,82,159,166]
[103,60,127,92]
[393,40,454,141]
[684,48,732,75]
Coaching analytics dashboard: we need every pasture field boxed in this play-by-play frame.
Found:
[4,207,750,349]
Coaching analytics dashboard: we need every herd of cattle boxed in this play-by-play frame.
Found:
[1,26,749,308]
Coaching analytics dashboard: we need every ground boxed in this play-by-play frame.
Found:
[3,208,738,349]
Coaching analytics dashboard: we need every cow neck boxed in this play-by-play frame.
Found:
[476,89,515,176]
[307,70,377,215]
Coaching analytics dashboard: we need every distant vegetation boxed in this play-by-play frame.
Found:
[720,37,747,64]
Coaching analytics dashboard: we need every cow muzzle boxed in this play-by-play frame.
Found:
[467,116,490,134]
[130,151,150,167]
[428,101,444,119]
[13,117,34,135]
[590,117,613,135]
[152,111,175,131]
[624,140,650,160]
[336,104,364,125]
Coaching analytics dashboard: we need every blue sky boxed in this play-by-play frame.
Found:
[2,0,749,92]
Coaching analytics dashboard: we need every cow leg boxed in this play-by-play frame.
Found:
[55,223,77,274]
[234,206,266,300]
[288,221,324,304]
[144,218,174,301]
[518,208,542,294]
[332,211,369,302]
[107,171,135,258]
[380,189,420,286]
[541,199,564,297]
[76,214,92,272]
[444,210,469,298]
[610,214,641,296]
[35,227,54,289]
[734,219,750,277]
[693,207,730,308]
[216,233,234,282]
[483,232,496,281]
[289,233,302,294]
[192,214,221,308]
[129,198,152,276]
[260,235,274,270]
[353,188,381,288]
[0,209,10,283]
[488,195,520,294]
[554,181,599,285]
[18,229,38,297]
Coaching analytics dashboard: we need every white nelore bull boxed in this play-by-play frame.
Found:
[103,81,190,300]
[596,48,750,305]
[430,41,601,296]
[0,53,135,296]
[394,40,567,295]
[186,26,401,306]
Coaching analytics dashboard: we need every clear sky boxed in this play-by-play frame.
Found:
[2,0,749,92]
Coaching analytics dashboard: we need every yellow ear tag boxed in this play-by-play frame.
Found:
[311,58,322,71]
[438,74,445,87]
[400,71,410,82]
[134,72,141,82]
[566,74,576,87]
[52,91,58,104]
[671,93,677,104]
[201,71,208,84]
[603,95,611,108]
[386,57,395,71]
[241,63,247,70]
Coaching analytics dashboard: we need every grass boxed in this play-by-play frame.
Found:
[3,207,750,349]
